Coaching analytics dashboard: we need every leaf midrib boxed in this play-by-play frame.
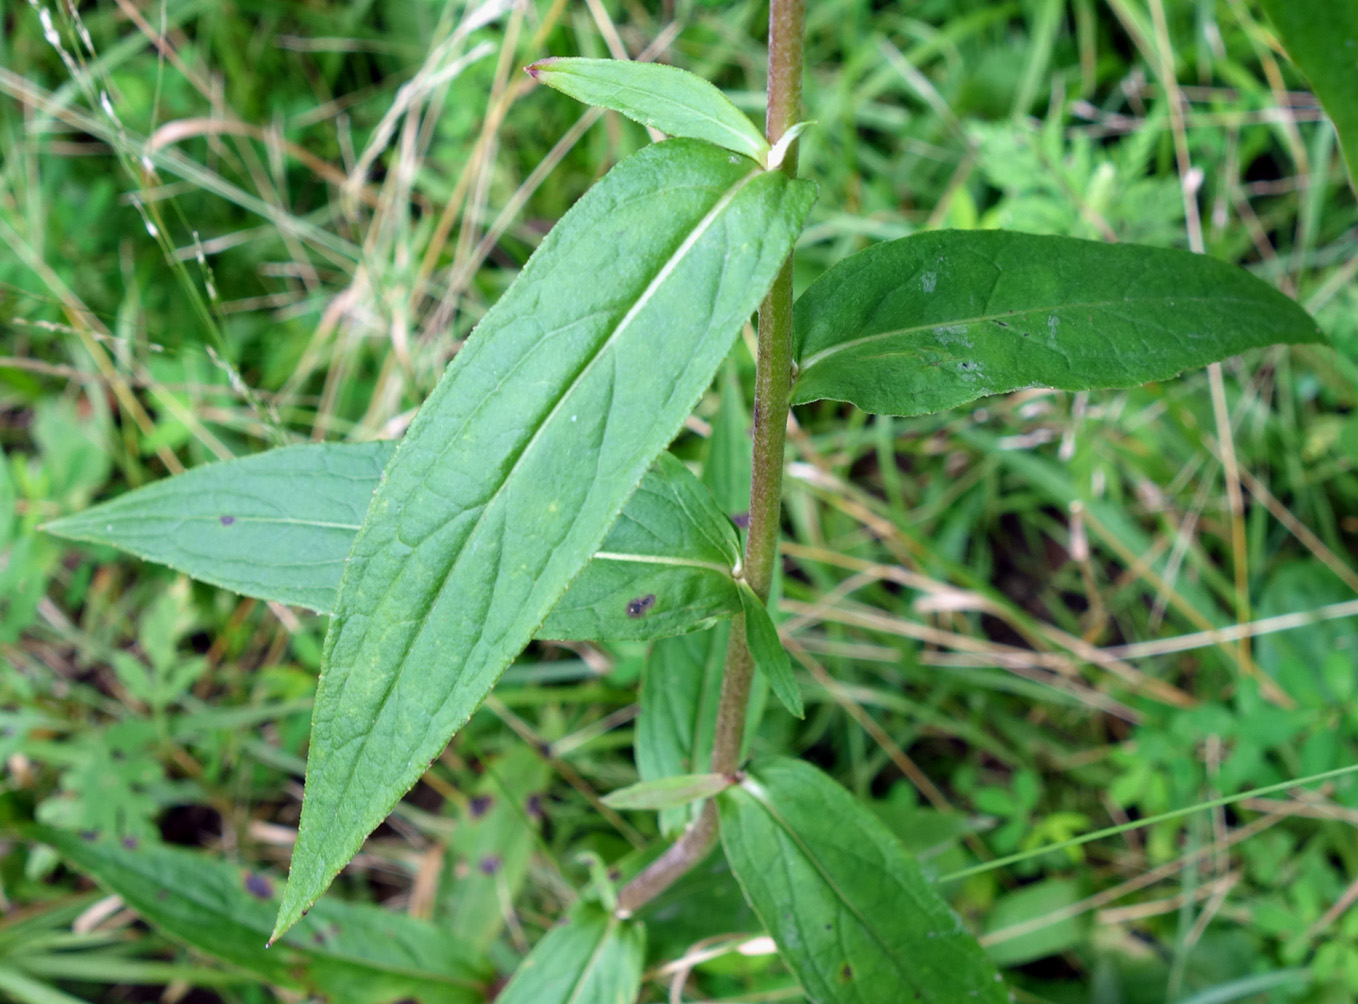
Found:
[796,293,1275,373]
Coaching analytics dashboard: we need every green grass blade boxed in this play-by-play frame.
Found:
[601,772,731,810]
[45,445,743,641]
[719,758,1008,1004]
[30,827,488,1004]
[274,139,814,938]
[527,57,770,163]
[494,904,644,1004]
[792,230,1326,417]
[1258,2,1358,191]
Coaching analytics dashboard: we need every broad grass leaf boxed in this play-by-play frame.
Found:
[494,904,644,1004]
[1257,3,1358,190]
[275,139,814,937]
[737,583,803,718]
[527,57,769,163]
[45,446,743,639]
[792,230,1325,417]
[32,827,488,1004]
[719,758,1008,1004]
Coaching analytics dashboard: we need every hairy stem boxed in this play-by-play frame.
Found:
[615,0,805,917]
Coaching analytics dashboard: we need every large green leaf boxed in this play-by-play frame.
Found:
[1258,2,1358,189]
[636,362,753,835]
[31,827,488,1004]
[495,904,644,1004]
[791,230,1325,417]
[718,758,1008,1004]
[538,451,741,641]
[437,745,550,951]
[44,445,742,641]
[275,139,814,937]
[527,57,769,164]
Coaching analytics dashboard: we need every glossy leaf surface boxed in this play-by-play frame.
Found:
[527,56,769,163]
[276,139,814,937]
[792,230,1325,417]
[33,827,488,1004]
[1258,2,1358,188]
[494,904,644,1004]
[45,446,742,642]
[719,758,1008,1004]
[738,584,803,719]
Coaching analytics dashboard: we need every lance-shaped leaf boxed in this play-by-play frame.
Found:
[274,139,815,938]
[719,759,1008,1004]
[44,445,743,641]
[437,745,550,951]
[527,56,769,164]
[791,230,1325,417]
[495,904,645,1004]
[539,451,741,641]
[1258,2,1358,190]
[602,772,732,811]
[738,583,803,719]
[31,827,488,1004]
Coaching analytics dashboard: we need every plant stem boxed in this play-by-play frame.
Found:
[615,0,805,918]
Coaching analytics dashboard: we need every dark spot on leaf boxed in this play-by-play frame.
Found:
[626,594,656,618]
[156,889,169,900]
[824,923,832,930]
[469,795,493,818]
[526,794,544,819]
[301,908,309,917]
[121,836,138,849]
[840,964,853,981]
[994,319,1009,327]
[608,868,621,881]
[537,742,552,757]
[79,830,98,842]
[313,932,326,945]
[244,872,274,899]
[478,855,501,875]
[732,511,751,529]
[220,515,235,526]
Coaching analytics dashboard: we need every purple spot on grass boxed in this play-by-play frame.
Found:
[220,515,235,526]
[478,855,502,875]
[244,873,274,899]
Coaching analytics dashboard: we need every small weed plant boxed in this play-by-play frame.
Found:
[21,1,1358,1002]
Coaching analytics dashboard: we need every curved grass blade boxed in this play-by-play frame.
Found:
[274,139,815,938]
[45,445,743,640]
[1258,2,1358,190]
[719,759,1008,1004]
[792,230,1325,417]
[31,827,488,1004]
[526,56,769,164]
[495,904,644,1004]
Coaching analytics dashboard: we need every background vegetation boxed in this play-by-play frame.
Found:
[2,0,1356,1001]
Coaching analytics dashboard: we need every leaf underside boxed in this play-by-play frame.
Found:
[274,138,814,937]
[45,445,742,641]
[527,56,769,163]
[792,229,1325,417]
[719,759,1008,1004]
[33,827,487,1004]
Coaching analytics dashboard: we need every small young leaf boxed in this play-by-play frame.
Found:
[494,903,644,1004]
[718,759,1008,1004]
[274,139,814,938]
[1258,3,1358,189]
[792,230,1325,417]
[738,583,803,719]
[438,746,550,951]
[601,772,732,811]
[527,56,769,164]
[31,827,488,1004]
[45,445,743,640]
